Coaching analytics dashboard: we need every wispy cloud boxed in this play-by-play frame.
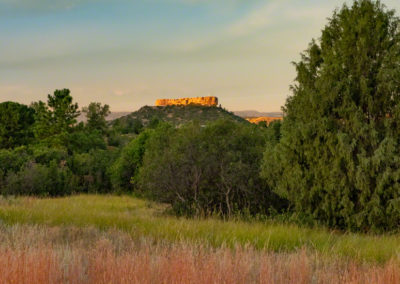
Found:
[227,1,278,37]
[0,0,249,13]
[227,0,339,37]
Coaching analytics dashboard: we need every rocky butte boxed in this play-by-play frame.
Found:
[155,96,218,107]
[246,117,283,125]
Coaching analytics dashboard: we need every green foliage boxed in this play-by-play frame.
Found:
[111,105,248,131]
[31,145,68,164]
[0,92,120,195]
[262,0,400,231]
[68,149,117,193]
[0,147,31,174]
[66,130,106,153]
[2,161,72,196]
[82,102,110,134]
[32,89,80,144]
[109,129,154,192]
[0,102,35,149]
[138,120,285,217]
[47,89,80,132]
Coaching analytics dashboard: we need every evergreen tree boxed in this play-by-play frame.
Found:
[82,102,110,133]
[262,0,400,231]
[47,89,80,133]
[32,89,80,144]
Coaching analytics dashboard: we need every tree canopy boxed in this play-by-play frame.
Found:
[262,0,400,231]
[0,102,35,149]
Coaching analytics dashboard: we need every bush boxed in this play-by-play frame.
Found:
[31,145,68,164]
[2,161,72,196]
[68,149,117,193]
[138,120,285,217]
[109,129,154,192]
[0,147,31,174]
[66,130,107,153]
[0,102,35,149]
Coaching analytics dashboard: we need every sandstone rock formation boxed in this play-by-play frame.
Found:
[156,96,218,107]
[246,117,283,125]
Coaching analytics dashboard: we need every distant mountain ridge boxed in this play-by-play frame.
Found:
[77,109,283,125]
[234,110,283,118]
[77,112,131,122]
[77,107,283,122]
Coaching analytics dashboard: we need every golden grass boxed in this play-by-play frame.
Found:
[0,225,399,284]
[1,195,400,264]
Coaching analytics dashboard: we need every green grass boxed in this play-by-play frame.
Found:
[0,194,399,263]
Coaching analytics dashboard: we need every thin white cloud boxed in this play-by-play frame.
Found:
[227,1,278,37]
[227,0,344,37]
[0,0,250,12]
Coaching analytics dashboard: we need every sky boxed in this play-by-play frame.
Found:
[1,0,400,112]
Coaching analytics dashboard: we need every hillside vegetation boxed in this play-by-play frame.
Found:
[111,105,247,129]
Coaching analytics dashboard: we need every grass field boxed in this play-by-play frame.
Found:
[0,225,399,284]
[0,194,399,265]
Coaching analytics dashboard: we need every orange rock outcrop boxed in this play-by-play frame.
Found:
[156,96,218,107]
[246,117,283,125]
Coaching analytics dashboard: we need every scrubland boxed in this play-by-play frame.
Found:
[0,195,399,283]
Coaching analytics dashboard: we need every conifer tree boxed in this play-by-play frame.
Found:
[262,0,400,231]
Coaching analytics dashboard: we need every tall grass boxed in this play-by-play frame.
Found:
[0,195,400,263]
[0,224,399,284]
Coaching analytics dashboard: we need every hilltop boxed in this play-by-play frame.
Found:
[156,96,218,107]
[110,105,248,129]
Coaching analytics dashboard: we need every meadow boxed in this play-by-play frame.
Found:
[0,195,400,283]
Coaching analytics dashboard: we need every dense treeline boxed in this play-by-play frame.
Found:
[1,0,400,232]
[0,88,280,218]
[0,89,122,195]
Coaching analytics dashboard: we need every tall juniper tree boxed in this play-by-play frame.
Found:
[262,0,400,231]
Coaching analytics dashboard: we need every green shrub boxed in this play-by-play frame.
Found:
[69,149,117,193]
[0,102,35,149]
[2,161,72,196]
[138,120,285,217]
[109,129,154,192]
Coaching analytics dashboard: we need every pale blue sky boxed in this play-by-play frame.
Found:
[1,0,400,112]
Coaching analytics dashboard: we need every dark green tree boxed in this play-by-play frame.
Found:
[47,89,80,133]
[0,102,35,149]
[31,101,52,140]
[109,128,155,192]
[82,102,110,133]
[262,0,400,231]
[32,89,79,141]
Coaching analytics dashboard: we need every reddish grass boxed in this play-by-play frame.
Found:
[0,226,399,284]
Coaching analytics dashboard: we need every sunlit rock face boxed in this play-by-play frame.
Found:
[155,96,218,107]
[246,117,283,125]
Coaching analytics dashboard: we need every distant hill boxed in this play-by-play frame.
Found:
[234,110,283,118]
[77,109,283,123]
[110,105,248,129]
[77,112,131,122]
